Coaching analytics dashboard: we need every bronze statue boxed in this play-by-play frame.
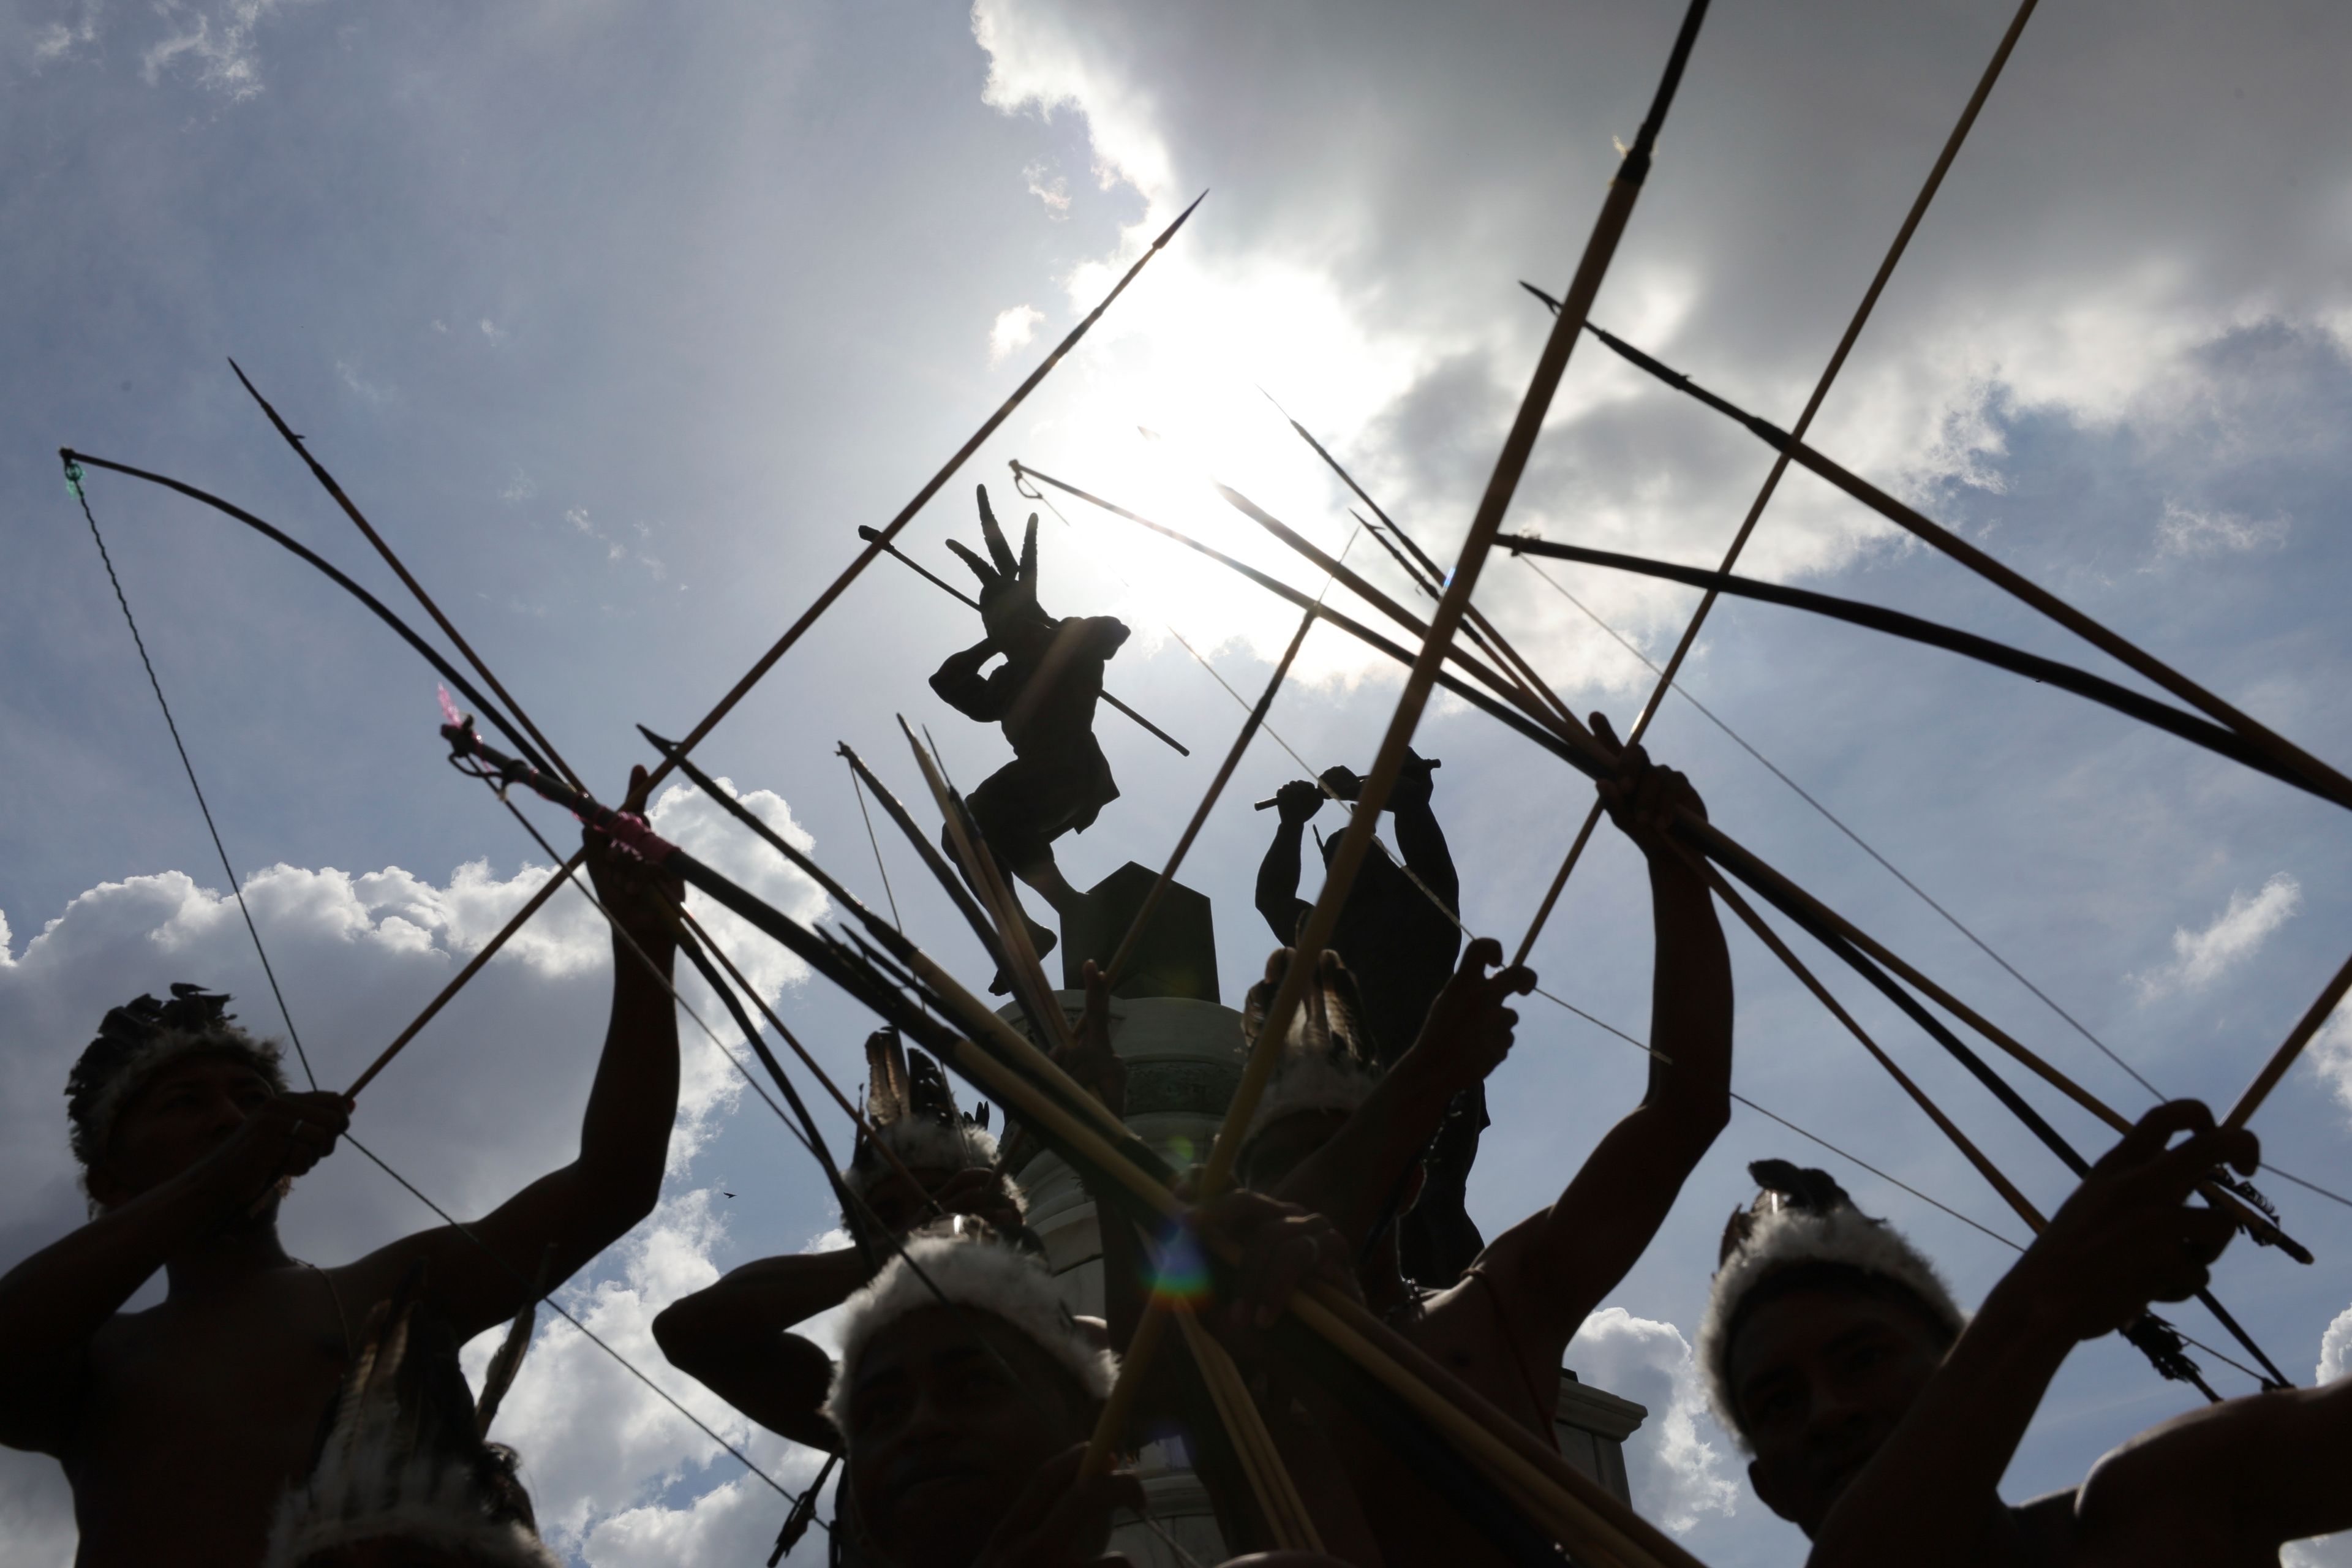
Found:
[929,485,1131,983]
[1254,748,1485,1286]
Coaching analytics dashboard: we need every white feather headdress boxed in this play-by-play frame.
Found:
[843,1029,1003,1208]
[1697,1160,1964,1447]
[824,1229,1115,1436]
[1237,947,1382,1154]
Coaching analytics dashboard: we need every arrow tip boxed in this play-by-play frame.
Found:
[1152,189,1208,249]
[856,526,883,541]
[1518,281,1564,315]
[637,725,680,754]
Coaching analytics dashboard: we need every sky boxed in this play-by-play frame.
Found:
[4,1,2351,1562]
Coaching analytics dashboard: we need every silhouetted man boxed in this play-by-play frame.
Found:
[1256,749,1479,1286]
[1710,1109,2352,1567]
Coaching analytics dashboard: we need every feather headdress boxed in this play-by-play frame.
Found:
[1697,1159,1965,1446]
[824,1222,1115,1438]
[844,1028,1001,1205]
[1237,947,1382,1152]
[67,983,288,1169]
[266,1267,557,1568]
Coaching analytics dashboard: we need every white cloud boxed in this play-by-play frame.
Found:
[25,1,100,67]
[1567,1308,1740,1534]
[1021,159,1071,217]
[562,506,671,584]
[989,303,1045,364]
[480,317,508,344]
[2320,1303,2352,1385]
[140,0,312,102]
[2130,873,2301,1001]
[2153,499,2288,562]
[2307,1001,2352,1122]
[334,356,396,407]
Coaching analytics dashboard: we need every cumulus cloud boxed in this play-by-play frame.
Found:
[2130,873,2301,1001]
[989,303,1046,364]
[1568,1308,1740,1534]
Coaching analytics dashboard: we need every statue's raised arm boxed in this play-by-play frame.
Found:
[927,484,1130,987]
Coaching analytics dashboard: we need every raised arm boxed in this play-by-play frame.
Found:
[1387,752,1458,917]
[2073,1374,2352,1563]
[345,767,682,1339]
[0,1088,348,1452]
[932,636,1009,722]
[654,1254,858,1451]
[1273,940,1528,1250]
[1807,1102,2256,1568]
[1477,718,1731,1348]
[1256,781,1321,944]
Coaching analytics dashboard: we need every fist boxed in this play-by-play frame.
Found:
[1408,937,1534,1090]
[1275,779,1325,827]
[2008,1101,2258,1343]
[214,1090,352,1207]
[1591,712,1705,861]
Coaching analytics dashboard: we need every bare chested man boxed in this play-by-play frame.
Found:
[1712,1106,2352,1567]
[1241,718,1733,1564]
[0,774,682,1568]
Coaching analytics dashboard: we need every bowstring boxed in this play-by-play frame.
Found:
[67,460,318,1091]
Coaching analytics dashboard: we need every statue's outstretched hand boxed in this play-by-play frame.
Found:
[947,484,1047,641]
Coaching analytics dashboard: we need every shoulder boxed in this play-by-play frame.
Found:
[2007,1490,2078,1566]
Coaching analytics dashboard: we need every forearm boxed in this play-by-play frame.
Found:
[0,1174,227,1364]
[657,1250,875,1349]
[1643,857,1731,1128]
[1808,1287,2074,1568]
[573,929,683,1222]
[930,639,1001,717]
[1277,1052,1460,1246]
[1392,805,1457,914]
[1256,827,1306,940]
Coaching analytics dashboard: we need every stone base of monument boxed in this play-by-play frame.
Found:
[1058,861,1220,1002]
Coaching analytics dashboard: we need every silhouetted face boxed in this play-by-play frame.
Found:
[1237,1110,1351,1196]
[843,1306,1094,1568]
[1730,1284,1956,1537]
[858,1166,962,1239]
[86,1052,278,1209]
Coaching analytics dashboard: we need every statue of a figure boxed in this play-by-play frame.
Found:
[1256,749,1486,1287]
[930,486,1131,983]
